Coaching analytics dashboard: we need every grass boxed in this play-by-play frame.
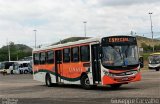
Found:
[141,52,152,70]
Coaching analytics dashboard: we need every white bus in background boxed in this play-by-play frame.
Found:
[10,61,31,74]
[0,61,15,74]
[148,52,160,71]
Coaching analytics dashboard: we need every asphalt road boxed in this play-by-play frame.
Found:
[0,70,160,104]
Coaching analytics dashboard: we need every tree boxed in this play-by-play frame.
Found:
[0,43,32,61]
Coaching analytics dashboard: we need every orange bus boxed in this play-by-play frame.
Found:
[33,36,142,89]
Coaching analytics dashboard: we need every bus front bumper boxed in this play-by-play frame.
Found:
[102,73,141,85]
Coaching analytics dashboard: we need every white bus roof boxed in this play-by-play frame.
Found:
[150,52,160,56]
[33,37,100,52]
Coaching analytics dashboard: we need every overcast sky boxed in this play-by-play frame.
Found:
[0,0,160,48]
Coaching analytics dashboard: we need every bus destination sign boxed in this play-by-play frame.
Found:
[102,36,136,45]
[108,37,129,43]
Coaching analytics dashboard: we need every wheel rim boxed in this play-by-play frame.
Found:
[85,78,90,85]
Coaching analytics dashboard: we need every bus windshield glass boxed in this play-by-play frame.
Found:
[102,45,139,67]
[0,63,5,69]
[148,55,160,64]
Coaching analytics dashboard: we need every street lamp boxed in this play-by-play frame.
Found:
[7,39,11,61]
[83,21,87,37]
[149,12,154,52]
[33,30,37,48]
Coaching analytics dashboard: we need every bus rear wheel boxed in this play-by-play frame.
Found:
[45,74,52,87]
[110,84,122,89]
[81,75,91,90]
[156,69,159,71]
[24,70,28,74]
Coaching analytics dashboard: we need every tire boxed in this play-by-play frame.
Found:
[24,70,28,74]
[110,84,122,89]
[81,75,91,90]
[20,70,22,74]
[45,74,53,87]
[11,70,13,74]
[156,69,159,71]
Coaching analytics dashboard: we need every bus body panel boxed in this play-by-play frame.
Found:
[102,73,141,85]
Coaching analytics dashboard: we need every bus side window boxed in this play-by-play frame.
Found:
[33,53,40,65]
[40,52,46,64]
[63,48,70,63]
[46,51,54,64]
[80,45,90,62]
[71,47,79,62]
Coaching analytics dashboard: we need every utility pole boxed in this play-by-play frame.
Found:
[7,39,11,61]
[130,31,133,36]
[83,21,87,37]
[149,12,154,52]
[33,30,37,48]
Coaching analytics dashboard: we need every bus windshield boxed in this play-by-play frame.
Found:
[149,55,160,64]
[102,45,139,68]
[0,62,14,69]
[0,63,5,69]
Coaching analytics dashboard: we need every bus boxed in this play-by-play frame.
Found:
[148,52,160,71]
[33,36,142,89]
[9,61,32,74]
[0,61,15,74]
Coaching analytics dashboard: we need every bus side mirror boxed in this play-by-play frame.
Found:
[139,56,144,68]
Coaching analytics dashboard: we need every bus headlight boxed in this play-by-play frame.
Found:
[103,70,116,77]
[103,70,109,75]
[108,73,116,77]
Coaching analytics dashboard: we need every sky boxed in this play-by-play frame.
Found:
[0,0,160,48]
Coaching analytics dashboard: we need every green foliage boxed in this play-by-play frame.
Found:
[142,53,151,61]
[154,44,160,51]
[0,42,32,62]
[141,42,160,52]
[141,42,151,52]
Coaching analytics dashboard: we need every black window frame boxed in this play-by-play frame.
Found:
[80,45,90,62]
[40,52,46,65]
[71,47,79,62]
[33,53,40,65]
[46,51,54,64]
[63,48,71,63]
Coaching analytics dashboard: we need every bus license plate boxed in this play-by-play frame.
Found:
[121,77,129,81]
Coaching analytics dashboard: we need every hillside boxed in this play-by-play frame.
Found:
[136,36,160,47]
[0,42,32,61]
[52,37,90,45]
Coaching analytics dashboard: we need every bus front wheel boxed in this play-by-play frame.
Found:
[81,75,91,90]
[156,69,159,71]
[45,74,52,87]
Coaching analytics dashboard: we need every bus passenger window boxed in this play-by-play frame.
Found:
[46,51,54,64]
[63,48,70,62]
[33,53,40,65]
[80,45,90,62]
[71,47,79,62]
[40,52,46,64]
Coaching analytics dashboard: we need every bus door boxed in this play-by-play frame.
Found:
[91,44,101,84]
[55,50,63,83]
